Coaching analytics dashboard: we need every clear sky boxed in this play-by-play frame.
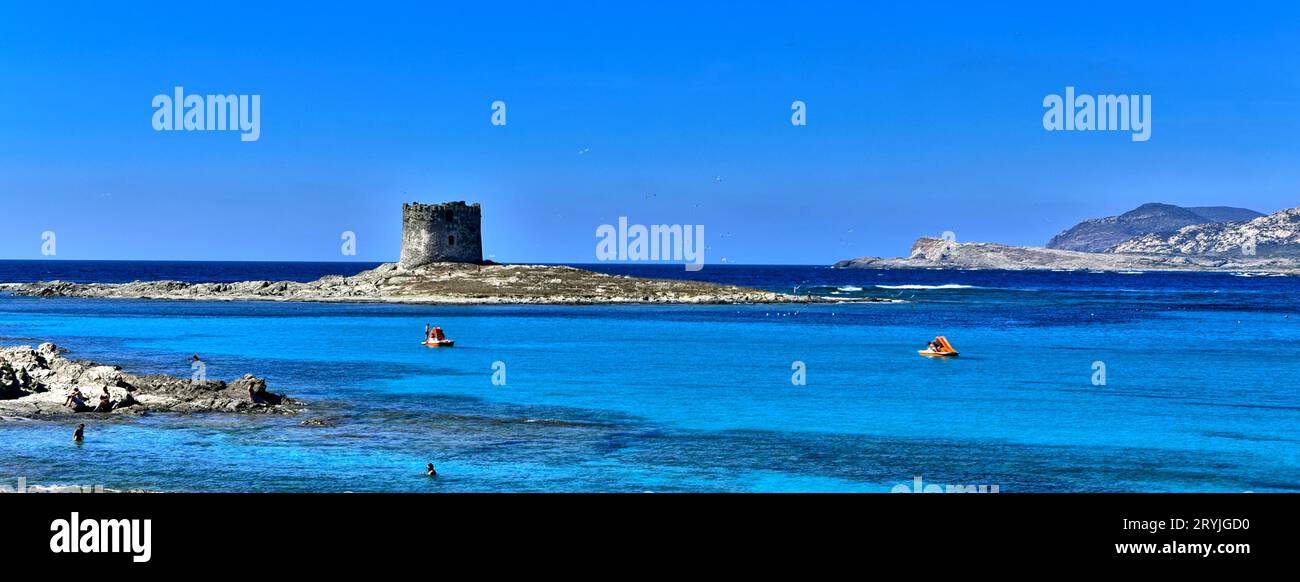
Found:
[2,1,1298,264]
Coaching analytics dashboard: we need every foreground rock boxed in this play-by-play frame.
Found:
[834,237,1300,273]
[0,343,297,419]
[1,262,817,305]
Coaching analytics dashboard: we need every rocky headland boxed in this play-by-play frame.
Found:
[0,343,296,419]
[834,237,1300,272]
[836,205,1300,273]
[1046,203,1264,253]
[1111,206,1300,256]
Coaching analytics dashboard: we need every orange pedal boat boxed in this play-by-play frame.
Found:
[422,326,455,347]
[918,336,958,357]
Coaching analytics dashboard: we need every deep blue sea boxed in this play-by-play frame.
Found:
[1,260,1298,492]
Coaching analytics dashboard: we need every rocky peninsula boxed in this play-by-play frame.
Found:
[834,237,1300,272]
[836,205,1300,273]
[0,343,296,419]
[1045,203,1264,253]
[0,262,820,305]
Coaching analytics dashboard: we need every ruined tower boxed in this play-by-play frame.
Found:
[399,201,483,268]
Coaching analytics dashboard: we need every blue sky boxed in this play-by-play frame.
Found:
[2,1,1298,264]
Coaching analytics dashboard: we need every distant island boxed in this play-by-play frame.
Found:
[3,201,828,305]
[4,262,806,304]
[835,204,1300,272]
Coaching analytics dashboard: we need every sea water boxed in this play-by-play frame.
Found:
[0,262,1297,492]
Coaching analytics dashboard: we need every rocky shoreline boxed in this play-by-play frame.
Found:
[834,237,1300,273]
[0,343,297,419]
[0,262,839,305]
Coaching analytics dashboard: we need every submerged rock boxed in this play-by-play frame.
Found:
[0,343,299,419]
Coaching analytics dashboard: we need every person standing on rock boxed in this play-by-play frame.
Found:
[72,423,84,442]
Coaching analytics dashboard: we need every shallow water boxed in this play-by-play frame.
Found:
[0,264,1297,492]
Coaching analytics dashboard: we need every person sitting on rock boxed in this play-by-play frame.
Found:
[239,376,284,406]
[248,383,265,404]
[64,387,87,410]
[94,387,115,412]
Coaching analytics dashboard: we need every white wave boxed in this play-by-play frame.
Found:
[1231,272,1287,278]
[0,483,127,493]
[874,284,976,290]
[837,285,863,291]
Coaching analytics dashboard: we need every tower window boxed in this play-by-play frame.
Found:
[448,235,455,246]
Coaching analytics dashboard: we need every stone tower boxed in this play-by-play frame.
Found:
[399,201,483,268]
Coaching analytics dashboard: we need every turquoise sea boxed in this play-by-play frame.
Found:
[0,262,1297,492]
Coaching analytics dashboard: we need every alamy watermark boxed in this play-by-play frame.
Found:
[1242,236,1257,256]
[1091,360,1107,386]
[892,476,1000,493]
[491,360,507,386]
[940,230,957,257]
[152,86,261,142]
[191,358,207,383]
[790,100,806,126]
[491,100,507,126]
[50,511,152,563]
[596,217,705,271]
[2,477,104,494]
[341,230,357,256]
[1043,87,1150,142]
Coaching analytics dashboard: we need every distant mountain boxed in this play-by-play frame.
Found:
[832,205,1299,272]
[1112,206,1300,256]
[1185,206,1266,223]
[832,234,1300,272]
[1045,203,1264,253]
[832,236,1300,272]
